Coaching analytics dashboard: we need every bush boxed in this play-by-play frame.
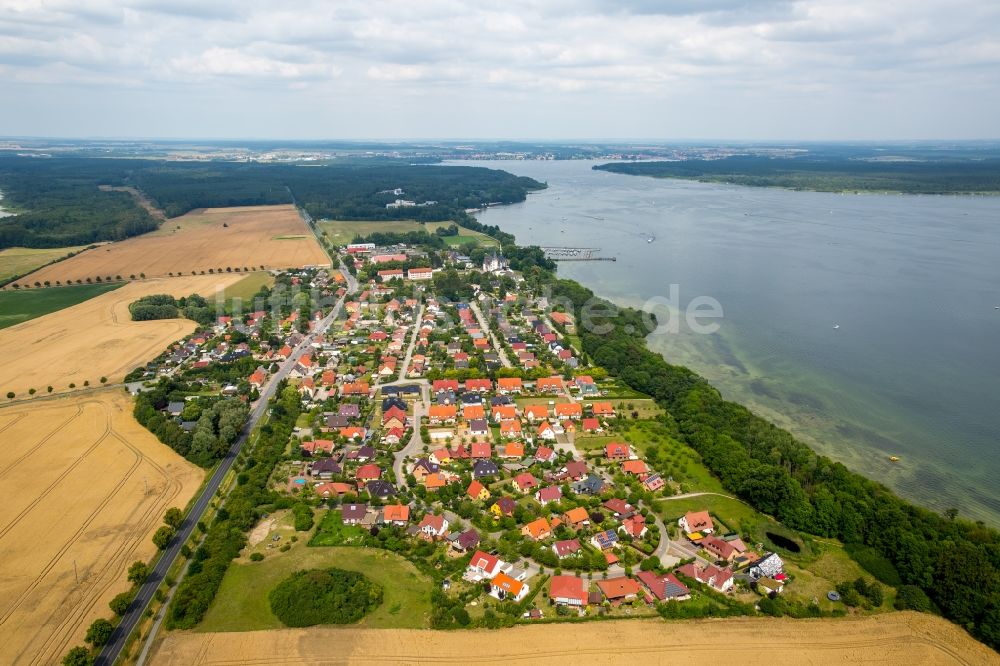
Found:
[84,618,113,647]
[269,568,382,627]
[895,585,932,612]
[62,646,93,666]
[250,552,265,562]
[292,503,315,531]
[109,591,132,616]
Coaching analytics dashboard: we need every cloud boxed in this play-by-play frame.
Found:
[0,0,997,138]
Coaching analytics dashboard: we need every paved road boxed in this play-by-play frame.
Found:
[469,301,512,368]
[98,267,355,666]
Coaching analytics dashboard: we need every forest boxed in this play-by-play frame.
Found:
[594,154,1000,193]
[0,154,545,248]
[547,276,1000,650]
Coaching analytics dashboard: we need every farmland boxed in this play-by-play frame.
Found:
[16,205,329,287]
[150,612,995,665]
[0,245,91,283]
[0,274,240,398]
[0,391,203,666]
[0,283,121,329]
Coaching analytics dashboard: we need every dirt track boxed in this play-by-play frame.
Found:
[0,274,240,397]
[151,612,998,665]
[0,391,203,666]
[21,205,329,285]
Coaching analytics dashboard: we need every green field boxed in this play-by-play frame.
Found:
[0,283,121,329]
[197,540,433,632]
[318,220,497,247]
[222,271,274,302]
[0,245,90,283]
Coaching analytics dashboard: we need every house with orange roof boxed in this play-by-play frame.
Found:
[521,405,547,423]
[564,506,590,528]
[492,405,518,422]
[499,441,525,458]
[407,266,434,280]
[381,504,410,525]
[429,448,451,465]
[496,377,523,394]
[300,439,335,455]
[315,482,353,498]
[535,421,556,441]
[464,378,492,393]
[341,381,370,396]
[424,472,449,492]
[356,464,381,481]
[463,404,486,420]
[581,418,602,433]
[605,441,632,461]
[554,403,582,420]
[490,572,528,602]
[597,577,643,604]
[622,459,649,477]
[678,510,714,536]
[467,480,491,501]
[471,441,492,459]
[500,420,522,439]
[520,517,552,541]
[428,404,457,424]
[249,368,267,389]
[536,376,564,393]
[340,426,366,440]
[590,401,615,416]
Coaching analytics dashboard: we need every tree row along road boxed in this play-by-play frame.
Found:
[96,267,356,666]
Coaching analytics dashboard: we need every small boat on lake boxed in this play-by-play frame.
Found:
[889,456,900,462]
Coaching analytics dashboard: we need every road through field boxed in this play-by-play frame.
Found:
[0,274,240,397]
[149,612,997,665]
[0,391,203,666]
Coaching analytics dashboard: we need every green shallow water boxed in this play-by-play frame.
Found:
[452,159,1000,525]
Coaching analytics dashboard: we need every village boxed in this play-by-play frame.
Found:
[126,236,814,625]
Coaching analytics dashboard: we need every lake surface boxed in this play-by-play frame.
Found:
[453,160,1000,524]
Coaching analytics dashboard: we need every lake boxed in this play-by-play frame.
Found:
[453,159,1000,525]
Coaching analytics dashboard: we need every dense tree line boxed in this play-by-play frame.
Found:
[268,568,382,627]
[594,155,1000,194]
[133,380,248,467]
[0,155,157,248]
[128,293,215,325]
[167,384,300,629]
[548,277,1000,650]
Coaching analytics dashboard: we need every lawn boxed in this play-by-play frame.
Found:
[318,220,497,247]
[657,494,766,536]
[197,540,433,632]
[0,283,121,329]
[0,245,90,283]
[309,509,371,546]
[222,271,274,302]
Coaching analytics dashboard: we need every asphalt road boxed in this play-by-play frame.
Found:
[96,271,355,666]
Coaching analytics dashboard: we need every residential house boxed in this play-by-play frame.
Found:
[603,499,635,520]
[535,486,562,505]
[467,480,491,501]
[534,445,557,463]
[341,503,369,525]
[496,377,523,394]
[472,459,500,479]
[678,510,714,536]
[747,553,784,581]
[590,529,619,550]
[549,575,587,607]
[702,535,739,562]
[490,572,528,602]
[620,514,648,539]
[490,497,516,519]
[448,528,481,554]
[677,563,735,592]
[471,441,492,459]
[428,404,457,425]
[512,473,539,493]
[417,513,449,539]
[499,441,525,459]
[605,442,632,461]
[590,401,615,417]
[467,550,503,579]
[554,403,582,420]
[381,504,410,526]
[521,517,552,541]
[552,539,582,559]
[596,577,642,604]
[468,418,489,437]
[564,506,590,529]
[637,571,691,602]
[366,479,396,499]
[524,404,549,422]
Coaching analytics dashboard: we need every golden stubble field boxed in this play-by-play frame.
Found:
[0,390,203,666]
[151,613,997,666]
[0,274,240,397]
[20,204,329,285]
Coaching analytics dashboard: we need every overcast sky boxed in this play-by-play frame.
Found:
[1,0,998,140]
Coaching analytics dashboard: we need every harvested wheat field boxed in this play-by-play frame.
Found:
[20,204,329,285]
[0,274,240,397]
[152,613,997,666]
[0,390,203,666]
